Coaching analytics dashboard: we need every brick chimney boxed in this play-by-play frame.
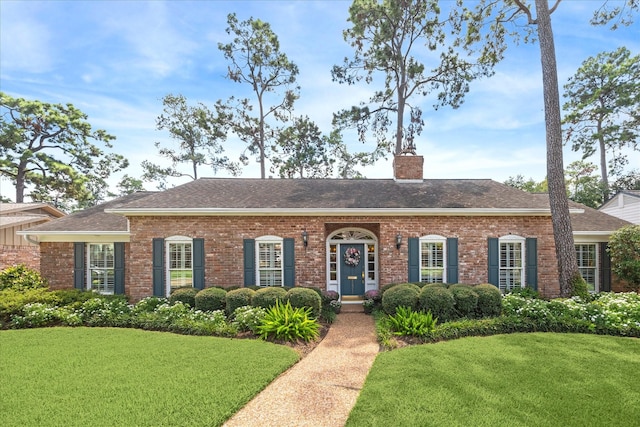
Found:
[393,154,424,181]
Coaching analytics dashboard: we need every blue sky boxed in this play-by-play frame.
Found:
[1,0,639,200]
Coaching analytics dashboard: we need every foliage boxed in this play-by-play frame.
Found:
[563,46,640,198]
[321,290,339,306]
[504,175,548,193]
[564,160,606,208]
[332,0,493,156]
[0,288,59,323]
[418,285,456,323]
[50,289,103,309]
[194,287,227,312]
[381,283,420,315]
[473,284,503,317]
[450,285,479,318]
[252,286,288,310]
[386,306,437,337]
[78,297,132,327]
[507,285,540,299]
[168,287,199,308]
[608,225,640,290]
[257,300,320,343]
[141,94,238,189]
[0,264,47,291]
[226,287,255,315]
[218,13,299,179]
[286,287,322,318]
[270,115,335,178]
[0,92,127,209]
[570,273,591,300]
[231,305,266,333]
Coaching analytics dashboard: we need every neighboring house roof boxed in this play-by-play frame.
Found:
[598,190,640,224]
[0,202,66,218]
[104,178,573,215]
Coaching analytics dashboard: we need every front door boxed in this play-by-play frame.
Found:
[340,244,365,297]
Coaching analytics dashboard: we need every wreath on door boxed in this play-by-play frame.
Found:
[344,247,361,267]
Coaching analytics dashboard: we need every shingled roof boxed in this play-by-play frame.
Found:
[20,178,629,235]
[105,178,556,212]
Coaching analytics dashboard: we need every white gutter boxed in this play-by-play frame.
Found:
[17,230,130,243]
[105,207,584,217]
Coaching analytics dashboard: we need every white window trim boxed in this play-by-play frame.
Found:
[86,243,115,295]
[256,235,284,287]
[419,235,447,284]
[165,235,193,297]
[498,235,526,291]
[575,243,599,292]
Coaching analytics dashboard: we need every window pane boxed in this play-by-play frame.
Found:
[575,244,597,292]
[168,241,193,291]
[258,241,282,286]
[499,241,523,291]
[421,241,444,283]
[88,244,115,295]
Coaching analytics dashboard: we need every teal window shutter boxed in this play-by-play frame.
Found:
[152,238,165,297]
[525,238,538,291]
[446,238,459,284]
[73,242,85,290]
[600,242,611,292]
[487,238,499,286]
[193,238,205,290]
[243,239,255,287]
[283,238,295,287]
[114,242,125,295]
[408,237,419,282]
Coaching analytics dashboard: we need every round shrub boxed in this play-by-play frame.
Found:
[379,283,400,297]
[419,286,455,322]
[252,287,288,310]
[473,284,502,318]
[0,264,47,291]
[287,287,322,318]
[422,283,447,289]
[451,285,479,318]
[226,288,255,315]
[195,287,227,312]
[381,283,420,315]
[168,287,198,308]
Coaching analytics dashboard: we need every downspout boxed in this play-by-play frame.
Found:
[24,234,40,245]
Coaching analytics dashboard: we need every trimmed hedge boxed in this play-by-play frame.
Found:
[226,288,255,315]
[168,288,199,308]
[287,287,322,318]
[0,264,47,291]
[451,285,479,318]
[382,283,420,315]
[195,287,227,312]
[252,287,288,310]
[473,284,502,317]
[419,286,455,322]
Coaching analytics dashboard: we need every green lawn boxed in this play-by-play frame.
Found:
[346,333,640,427]
[0,327,298,427]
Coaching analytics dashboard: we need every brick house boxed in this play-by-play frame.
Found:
[0,202,65,270]
[20,155,630,302]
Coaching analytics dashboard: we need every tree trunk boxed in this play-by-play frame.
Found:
[535,0,579,297]
[15,160,27,203]
[598,121,609,198]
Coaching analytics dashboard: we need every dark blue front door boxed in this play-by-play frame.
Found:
[340,244,365,297]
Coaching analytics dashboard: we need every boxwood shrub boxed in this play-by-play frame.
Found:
[168,287,199,308]
[195,287,227,312]
[473,284,502,317]
[382,283,420,315]
[451,285,479,318]
[226,288,255,315]
[252,287,288,310]
[419,286,455,322]
[287,287,322,318]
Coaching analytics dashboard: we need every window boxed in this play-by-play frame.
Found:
[166,236,193,296]
[499,236,525,292]
[88,244,114,294]
[257,236,283,287]
[576,244,597,292]
[420,236,446,283]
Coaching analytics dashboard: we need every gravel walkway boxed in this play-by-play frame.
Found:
[223,311,379,427]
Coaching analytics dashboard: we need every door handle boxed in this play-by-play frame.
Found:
[362,271,365,284]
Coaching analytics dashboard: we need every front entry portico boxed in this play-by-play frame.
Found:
[326,228,378,300]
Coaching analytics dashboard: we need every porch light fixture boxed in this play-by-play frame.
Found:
[302,230,308,247]
[395,233,402,250]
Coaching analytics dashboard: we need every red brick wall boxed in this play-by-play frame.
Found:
[40,242,75,290]
[393,155,424,180]
[0,245,40,271]
[121,214,560,301]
